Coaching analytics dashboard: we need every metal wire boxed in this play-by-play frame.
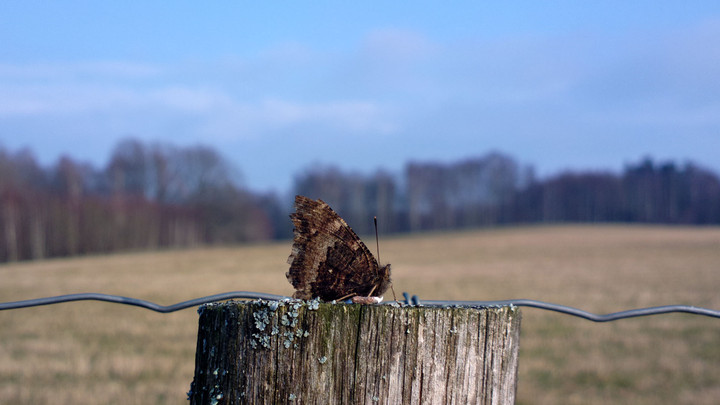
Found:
[1,291,719,322]
[0,292,286,313]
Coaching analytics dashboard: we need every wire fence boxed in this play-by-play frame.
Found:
[1,291,719,322]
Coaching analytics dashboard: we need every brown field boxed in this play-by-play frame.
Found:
[1,225,719,404]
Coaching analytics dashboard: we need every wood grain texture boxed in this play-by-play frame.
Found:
[189,301,521,405]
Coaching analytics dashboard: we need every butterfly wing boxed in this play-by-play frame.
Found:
[286,195,391,301]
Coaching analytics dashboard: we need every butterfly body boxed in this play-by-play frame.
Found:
[286,195,392,301]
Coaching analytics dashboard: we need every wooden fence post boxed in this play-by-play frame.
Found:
[188,300,521,404]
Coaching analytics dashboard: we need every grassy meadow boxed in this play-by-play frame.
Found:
[1,225,719,404]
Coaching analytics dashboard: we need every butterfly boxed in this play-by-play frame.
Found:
[286,195,392,303]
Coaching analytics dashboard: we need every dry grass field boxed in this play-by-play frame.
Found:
[1,225,719,404]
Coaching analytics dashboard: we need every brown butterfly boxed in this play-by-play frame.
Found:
[286,195,392,303]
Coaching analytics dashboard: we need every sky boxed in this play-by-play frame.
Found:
[1,1,719,193]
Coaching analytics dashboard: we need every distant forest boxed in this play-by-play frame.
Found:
[2,138,719,262]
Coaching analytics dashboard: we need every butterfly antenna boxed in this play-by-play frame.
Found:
[374,216,380,264]
[375,216,398,302]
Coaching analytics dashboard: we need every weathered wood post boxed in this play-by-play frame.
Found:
[189,300,521,404]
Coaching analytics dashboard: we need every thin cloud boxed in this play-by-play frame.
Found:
[1,19,719,190]
[360,28,437,61]
[198,98,398,141]
[0,61,160,80]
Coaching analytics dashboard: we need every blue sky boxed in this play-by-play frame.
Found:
[1,2,719,192]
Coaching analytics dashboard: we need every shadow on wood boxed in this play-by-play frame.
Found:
[189,301,521,404]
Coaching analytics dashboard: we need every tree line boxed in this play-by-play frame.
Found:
[2,138,719,262]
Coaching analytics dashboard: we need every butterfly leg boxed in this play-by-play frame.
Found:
[337,292,357,301]
[367,284,378,296]
[338,284,378,302]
